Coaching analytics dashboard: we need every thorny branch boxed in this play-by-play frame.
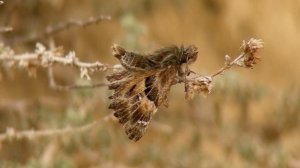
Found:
[0,114,113,142]
[0,43,121,79]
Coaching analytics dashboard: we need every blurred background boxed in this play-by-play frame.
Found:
[1,0,300,167]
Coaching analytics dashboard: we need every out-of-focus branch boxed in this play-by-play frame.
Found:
[13,15,111,43]
[0,114,113,142]
[0,27,13,33]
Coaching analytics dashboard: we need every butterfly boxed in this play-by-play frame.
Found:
[107,44,198,141]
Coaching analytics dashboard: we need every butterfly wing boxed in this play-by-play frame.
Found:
[107,67,177,141]
[112,44,185,72]
[112,44,162,71]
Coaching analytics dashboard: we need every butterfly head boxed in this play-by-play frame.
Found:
[180,45,198,65]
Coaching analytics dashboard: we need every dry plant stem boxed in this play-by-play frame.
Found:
[0,114,113,142]
[0,43,115,73]
[210,38,263,78]
[1,53,109,69]
[0,42,121,89]
[16,15,111,43]
[210,54,245,78]
[182,38,263,98]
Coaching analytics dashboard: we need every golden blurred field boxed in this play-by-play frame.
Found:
[1,0,300,167]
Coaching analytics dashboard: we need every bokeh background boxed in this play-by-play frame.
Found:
[1,0,300,167]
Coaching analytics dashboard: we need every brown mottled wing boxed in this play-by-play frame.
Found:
[112,44,161,71]
[112,44,182,72]
[107,67,177,141]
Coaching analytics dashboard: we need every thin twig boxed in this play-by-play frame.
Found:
[14,15,111,43]
[210,38,263,78]
[0,114,113,142]
[210,54,245,78]
[0,48,111,71]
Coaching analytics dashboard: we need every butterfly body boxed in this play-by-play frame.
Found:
[108,44,198,141]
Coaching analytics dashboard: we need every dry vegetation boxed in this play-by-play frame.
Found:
[0,0,300,168]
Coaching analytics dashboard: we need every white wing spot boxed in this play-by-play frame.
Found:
[137,120,148,126]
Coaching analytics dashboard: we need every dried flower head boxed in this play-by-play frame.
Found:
[186,75,213,99]
[235,38,264,68]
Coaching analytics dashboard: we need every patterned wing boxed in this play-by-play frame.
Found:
[107,67,177,141]
[112,44,162,71]
[112,44,187,72]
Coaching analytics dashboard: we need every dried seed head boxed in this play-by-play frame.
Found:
[186,75,213,99]
[235,38,264,68]
[241,38,264,53]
